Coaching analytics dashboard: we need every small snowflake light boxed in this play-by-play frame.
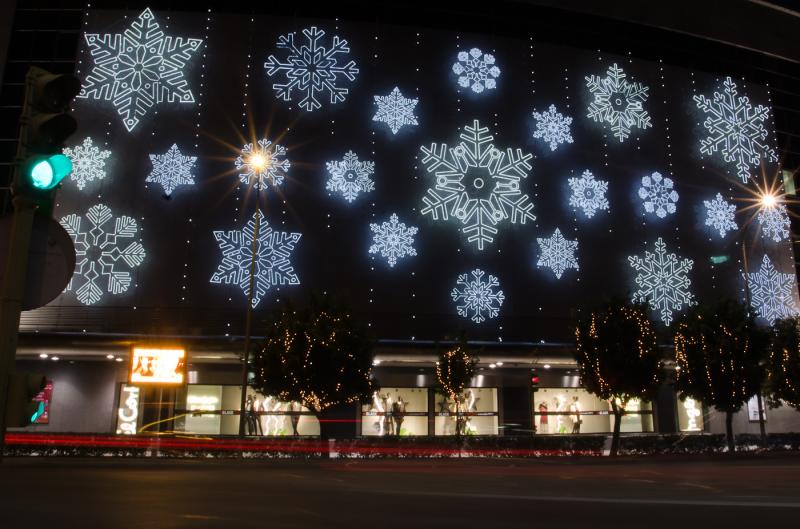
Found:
[452,47,500,94]
[638,172,678,218]
[264,26,358,112]
[704,193,737,238]
[745,254,800,324]
[79,8,203,132]
[60,204,146,305]
[373,87,418,134]
[235,139,290,191]
[628,237,694,325]
[326,151,375,202]
[586,63,651,142]
[568,170,609,218]
[532,104,573,151]
[210,212,301,308]
[369,213,417,267]
[451,268,505,323]
[537,228,579,279]
[420,119,535,250]
[757,203,790,242]
[694,77,778,183]
[146,144,197,196]
[62,137,111,190]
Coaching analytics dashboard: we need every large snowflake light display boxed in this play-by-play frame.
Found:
[62,137,111,190]
[146,144,197,196]
[369,213,418,267]
[79,8,203,132]
[420,119,535,250]
[451,268,505,323]
[704,193,737,238]
[325,151,375,202]
[586,63,651,142]
[628,237,694,325]
[638,172,678,218]
[536,228,579,279]
[60,204,146,306]
[373,87,418,135]
[746,254,800,324]
[532,104,573,151]
[757,204,790,243]
[264,26,358,112]
[210,212,301,308]
[452,47,500,94]
[568,170,609,218]
[694,77,778,183]
[235,139,290,190]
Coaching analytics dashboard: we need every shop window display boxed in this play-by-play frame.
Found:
[533,388,653,434]
[434,388,499,436]
[361,388,428,436]
[677,395,705,432]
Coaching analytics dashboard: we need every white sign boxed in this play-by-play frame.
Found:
[116,385,140,435]
[747,395,767,422]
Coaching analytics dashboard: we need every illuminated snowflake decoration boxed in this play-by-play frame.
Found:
[325,151,375,203]
[210,212,301,309]
[704,193,737,238]
[536,228,579,279]
[694,77,778,183]
[235,139,290,191]
[638,172,678,218]
[586,63,651,142]
[757,204,790,242]
[264,26,358,112]
[628,237,694,326]
[59,204,146,306]
[745,254,800,324]
[452,47,500,94]
[568,170,609,218]
[78,8,203,132]
[532,104,573,151]
[420,119,535,250]
[62,137,111,190]
[146,144,197,196]
[373,87,418,135]
[369,213,418,267]
[451,268,505,323]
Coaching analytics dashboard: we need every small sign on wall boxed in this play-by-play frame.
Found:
[747,395,767,423]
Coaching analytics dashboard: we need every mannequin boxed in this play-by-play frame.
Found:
[391,396,406,435]
[289,401,301,436]
[372,391,386,435]
[538,401,549,434]
[245,395,259,436]
[555,395,568,434]
[569,396,582,434]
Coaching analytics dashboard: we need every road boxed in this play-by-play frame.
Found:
[1,456,799,528]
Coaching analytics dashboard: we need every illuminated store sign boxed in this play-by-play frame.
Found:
[116,385,140,435]
[130,347,186,384]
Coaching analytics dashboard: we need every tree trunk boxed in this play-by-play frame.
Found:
[455,400,462,438]
[610,400,623,457]
[725,410,735,453]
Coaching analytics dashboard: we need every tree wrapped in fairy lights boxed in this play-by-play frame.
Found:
[251,297,376,437]
[767,317,800,412]
[574,299,663,456]
[673,299,769,452]
[435,340,477,437]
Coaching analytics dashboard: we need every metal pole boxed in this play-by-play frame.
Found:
[238,206,261,437]
[0,196,37,461]
[741,236,767,440]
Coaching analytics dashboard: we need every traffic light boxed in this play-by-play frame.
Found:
[531,370,540,392]
[5,374,47,427]
[12,66,80,208]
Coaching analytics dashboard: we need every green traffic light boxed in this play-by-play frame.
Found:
[29,154,72,190]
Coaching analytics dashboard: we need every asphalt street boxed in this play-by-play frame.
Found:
[1,455,799,528]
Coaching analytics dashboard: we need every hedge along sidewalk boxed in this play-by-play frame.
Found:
[3,433,800,459]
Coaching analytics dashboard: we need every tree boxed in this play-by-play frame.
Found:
[574,299,663,456]
[767,317,800,412]
[250,297,376,438]
[435,340,477,437]
[673,299,769,452]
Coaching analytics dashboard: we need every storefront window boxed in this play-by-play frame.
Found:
[361,388,428,436]
[677,396,705,432]
[533,388,653,434]
[434,388,499,436]
[174,385,320,436]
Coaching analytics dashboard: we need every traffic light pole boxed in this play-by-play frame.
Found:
[0,195,37,462]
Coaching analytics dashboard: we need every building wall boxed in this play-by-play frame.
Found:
[707,405,800,436]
